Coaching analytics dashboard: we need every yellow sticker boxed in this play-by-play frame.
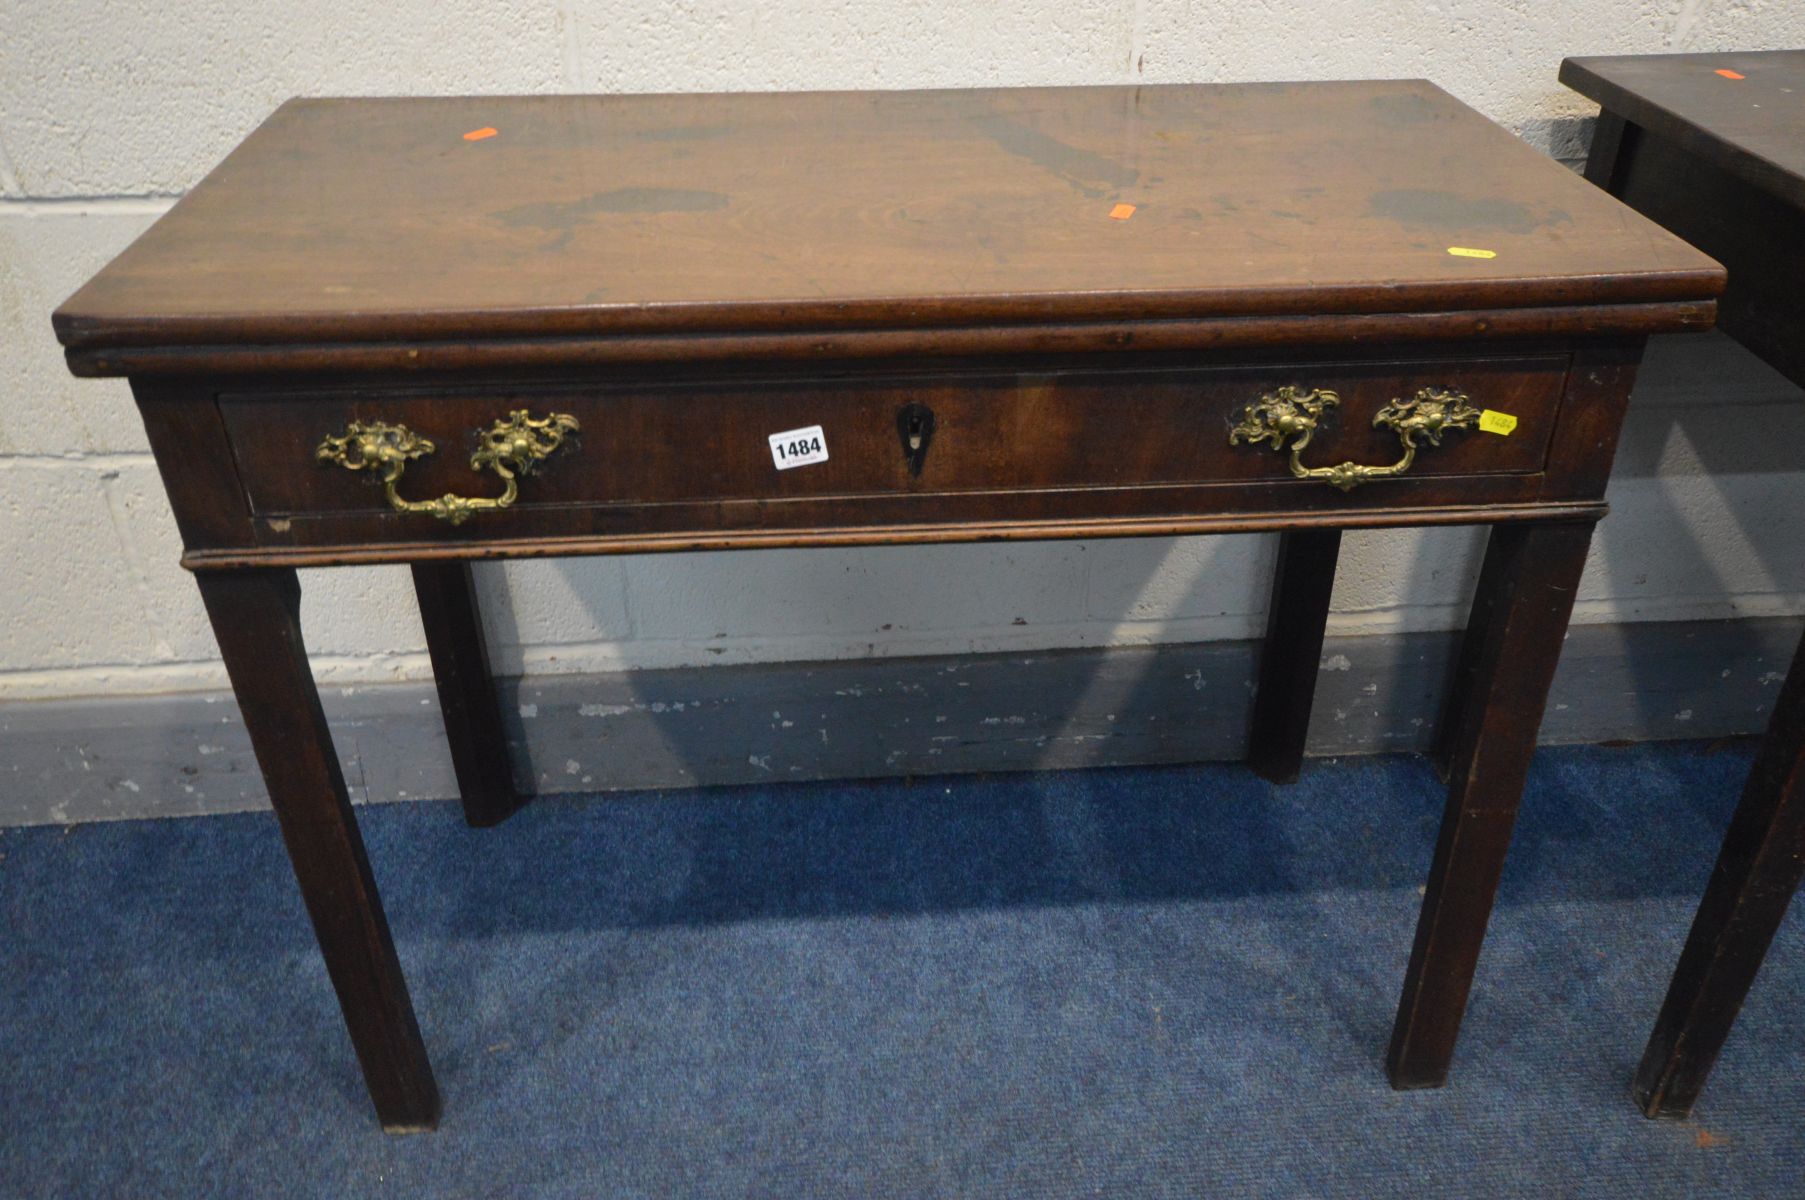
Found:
[1447,246,1497,259]
[1478,409,1518,436]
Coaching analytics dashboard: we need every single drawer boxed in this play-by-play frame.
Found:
[218,355,1570,524]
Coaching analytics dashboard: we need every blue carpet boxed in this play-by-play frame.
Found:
[2,741,1801,1197]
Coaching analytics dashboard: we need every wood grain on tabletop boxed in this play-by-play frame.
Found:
[54,80,1722,351]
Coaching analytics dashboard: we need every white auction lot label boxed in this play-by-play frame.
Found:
[768,425,829,470]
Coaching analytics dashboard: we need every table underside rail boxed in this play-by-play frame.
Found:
[181,500,1607,570]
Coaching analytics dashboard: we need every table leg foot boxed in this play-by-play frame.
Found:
[199,568,441,1132]
[1248,528,1342,784]
[412,560,528,828]
[1386,521,1594,1089]
[1633,630,1805,1119]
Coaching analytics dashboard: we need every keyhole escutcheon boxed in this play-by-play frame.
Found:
[897,402,936,477]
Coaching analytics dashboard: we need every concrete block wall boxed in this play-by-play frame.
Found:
[3,2,1804,702]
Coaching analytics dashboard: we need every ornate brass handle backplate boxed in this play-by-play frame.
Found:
[317,409,580,525]
[1228,386,1482,492]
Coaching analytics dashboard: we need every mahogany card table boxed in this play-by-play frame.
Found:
[1563,48,1805,1120]
[54,81,1722,1130]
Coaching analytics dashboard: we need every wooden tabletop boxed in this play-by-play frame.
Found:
[1561,51,1805,210]
[55,80,1721,361]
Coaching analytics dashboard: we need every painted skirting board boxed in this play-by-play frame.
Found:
[2,617,1797,828]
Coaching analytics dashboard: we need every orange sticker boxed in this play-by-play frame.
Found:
[1715,69,1745,80]
[1109,203,1136,220]
[463,126,499,141]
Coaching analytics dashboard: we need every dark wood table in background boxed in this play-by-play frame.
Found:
[53,81,1720,1131]
[1564,48,1805,1120]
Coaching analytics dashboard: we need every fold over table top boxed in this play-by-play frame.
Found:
[55,80,1723,374]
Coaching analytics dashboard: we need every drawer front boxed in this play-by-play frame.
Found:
[219,355,1569,526]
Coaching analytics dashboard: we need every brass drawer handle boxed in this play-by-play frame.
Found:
[317,410,580,524]
[1228,386,1481,492]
